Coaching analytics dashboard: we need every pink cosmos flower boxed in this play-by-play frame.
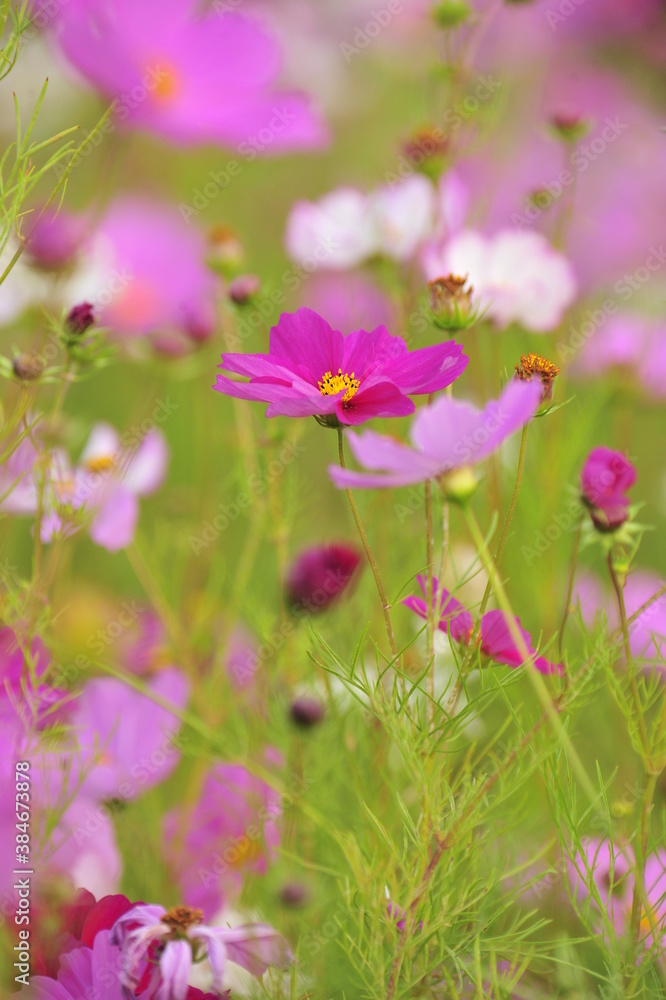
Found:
[0,431,41,515]
[214,308,468,426]
[164,763,281,917]
[69,667,189,804]
[580,447,636,531]
[370,175,437,262]
[285,543,361,613]
[69,197,218,349]
[403,575,562,674]
[329,378,542,489]
[423,229,576,332]
[111,903,291,999]
[573,315,666,400]
[47,0,326,151]
[40,422,169,551]
[0,627,67,729]
[567,838,634,938]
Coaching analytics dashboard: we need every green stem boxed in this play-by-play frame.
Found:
[478,423,529,621]
[558,517,582,660]
[462,503,599,809]
[337,427,398,662]
[424,478,436,721]
[607,553,651,761]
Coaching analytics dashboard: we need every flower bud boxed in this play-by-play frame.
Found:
[549,114,591,144]
[428,274,474,330]
[228,274,261,305]
[65,302,95,336]
[279,882,309,908]
[286,543,361,613]
[402,127,449,167]
[580,447,636,533]
[13,353,44,381]
[440,466,478,504]
[432,0,470,28]
[290,696,325,728]
[207,225,244,273]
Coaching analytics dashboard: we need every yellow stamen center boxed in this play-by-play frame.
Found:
[160,905,203,934]
[318,368,360,405]
[151,63,181,104]
[84,455,115,474]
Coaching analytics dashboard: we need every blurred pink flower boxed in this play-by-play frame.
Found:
[40,421,169,551]
[19,930,125,999]
[329,379,542,489]
[423,229,576,332]
[286,187,377,269]
[70,198,219,349]
[403,575,562,674]
[48,0,326,151]
[572,571,606,629]
[111,903,290,999]
[70,667,189,804]
[300,273,395,335]
[623,571,666,672]
[573,315,666,400]
[24,205,89,270]
[580,447,636,531]
[285,176,437,268]
[567,837,634,937]
[0,627,67,729]
[0,432,41,515]
[214,307,468,426]
[164,763,282,917]
[285,543,361,613]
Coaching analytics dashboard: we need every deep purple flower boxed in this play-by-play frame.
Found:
[403,575,562,675]
[65,301,95,336]
[214,308,468,426]
[290,695,325,727]
[111,903,291,999]
[48,0,326,152]
[580,447,636,530]
[285,543,361,612]
[329,378,542,489]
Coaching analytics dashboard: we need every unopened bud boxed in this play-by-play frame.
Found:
[65,302,94,336]
[402,127,449,165]
[228,274,261,305]
[441,466,478,504]
[549,114,591,144]
[13,354,43,381]
[279,882,309,908]
[290,696,325,728]
[207,225,244,273]
[433,0,470,28]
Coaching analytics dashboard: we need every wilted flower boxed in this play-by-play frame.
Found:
[329,379,542,490]
[580,447,636,531]
[423,229,576,332]
[46,0,326,152]
[286,543,361,612]
[403,575,562,674]
[214,308,468,427]
[111,903,291,999]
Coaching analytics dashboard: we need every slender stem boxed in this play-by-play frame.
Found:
[424,479,436,721]
[607,554,651,761]
[558,517,582,659]
[462,504,599,809]
[336,427,398,661]
[126,542,194,675]
[477,423,529,621]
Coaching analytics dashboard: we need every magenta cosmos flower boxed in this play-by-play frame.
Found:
[47,0,326,151]
[69,197,218,350]
[580,447,636,531]
[111,904,291,999]
[214,308,468,426]
[329,378,542,489]
[403,575,562,675]
[164,763,281,917]
[23,204,89,270]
